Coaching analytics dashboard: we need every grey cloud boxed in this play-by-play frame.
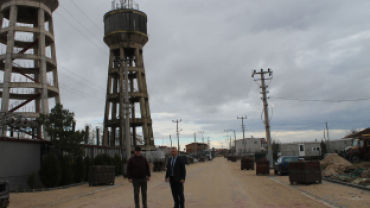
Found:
[47,0,370,144]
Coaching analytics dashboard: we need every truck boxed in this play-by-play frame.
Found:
[326,139,352,154]
[344,137,370,163]
[142,150,166,171]
[203,150,212,161]
[0,181,9,208]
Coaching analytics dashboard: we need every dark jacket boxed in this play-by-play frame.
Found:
[127,156,151,179]
[165,156,186,183]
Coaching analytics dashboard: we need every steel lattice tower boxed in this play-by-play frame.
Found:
[0,0,60,138]
[103,0,154,149]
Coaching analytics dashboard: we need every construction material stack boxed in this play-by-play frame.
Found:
[241,157,255,170]
[288,161,321,184]
[88,165,115,186]
[256,158,269,175]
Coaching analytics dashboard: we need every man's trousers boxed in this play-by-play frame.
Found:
[133,178,147,208]
[170,177,185,208]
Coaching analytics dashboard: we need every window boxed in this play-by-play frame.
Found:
[283,157,299,163]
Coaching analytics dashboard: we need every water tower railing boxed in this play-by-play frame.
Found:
[111,0,139,11]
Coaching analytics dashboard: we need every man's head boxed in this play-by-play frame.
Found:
[134,146,141,157]
[171,147,178,157]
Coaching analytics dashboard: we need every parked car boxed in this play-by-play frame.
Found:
[0,181,9,208]
[274,156,299,175]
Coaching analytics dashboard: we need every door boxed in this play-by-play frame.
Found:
[299,144,305,157]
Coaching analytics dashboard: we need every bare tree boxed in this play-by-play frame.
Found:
[345,129,358,137]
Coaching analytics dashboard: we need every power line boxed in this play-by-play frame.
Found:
[59,82,105,101]
[58,3,104,43]
[69,0,104,33]
[54,11,107,54]
[55,4,178,117]
[57,64,106,90]
[59,84,105,104]
[270,96,370,102]
[58,73,106,95]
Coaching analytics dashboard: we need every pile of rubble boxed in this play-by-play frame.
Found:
[321,154,370,187]
[321,154,352,176]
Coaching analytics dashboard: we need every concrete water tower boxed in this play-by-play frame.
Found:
[0,0,60,138]
[102,0,155,150]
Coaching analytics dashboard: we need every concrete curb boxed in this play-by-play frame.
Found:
[10,175,125,193]
[270,177,342,208]
[322,177,370,191]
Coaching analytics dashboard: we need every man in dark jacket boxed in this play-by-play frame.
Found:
[127,146,151,208]
[165,147,186,208]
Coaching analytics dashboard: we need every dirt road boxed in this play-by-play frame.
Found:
[9,157,370,208]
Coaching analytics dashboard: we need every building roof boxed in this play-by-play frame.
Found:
[235,138,265,142]
[344,128,370,138]
[185,142,208,146]
[280,141,321,145]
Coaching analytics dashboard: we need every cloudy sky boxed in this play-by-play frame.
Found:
[45,0,370,149]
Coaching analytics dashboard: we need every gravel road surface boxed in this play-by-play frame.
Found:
[9,157,370,208]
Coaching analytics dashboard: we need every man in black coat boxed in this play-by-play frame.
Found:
[165,147,186,208]
[127,146,151,208]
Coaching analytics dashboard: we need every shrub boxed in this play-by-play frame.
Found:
[27,172,37,189]
[94,154,105,165]
[94,154,114,165]
[39,154,61,188]
[59,156,74,186]
[114,154,123,175]
[102,154,114,165]
[84,157,94,182]
[73,156,85,183]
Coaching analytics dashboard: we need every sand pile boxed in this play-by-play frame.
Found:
[321,154,352,177]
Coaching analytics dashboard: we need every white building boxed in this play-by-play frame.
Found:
[279,142,322,158]
[235,137,267,156]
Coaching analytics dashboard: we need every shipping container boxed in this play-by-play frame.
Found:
[279,142,322,159]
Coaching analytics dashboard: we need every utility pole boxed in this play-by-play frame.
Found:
[117,56,131,161]
[252,68,273,168]
[326,122,330,152]
[193,132,196,156]
[232,130,236,155]
[326,122,330,141]
[207,137,210,149]
[237,116,247,156]
[169,134,172,148]
[225,129,236,155]
[173,119,182,155]
[124,57,131,161]
[224,130,231,155]
[198,130,204,152]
